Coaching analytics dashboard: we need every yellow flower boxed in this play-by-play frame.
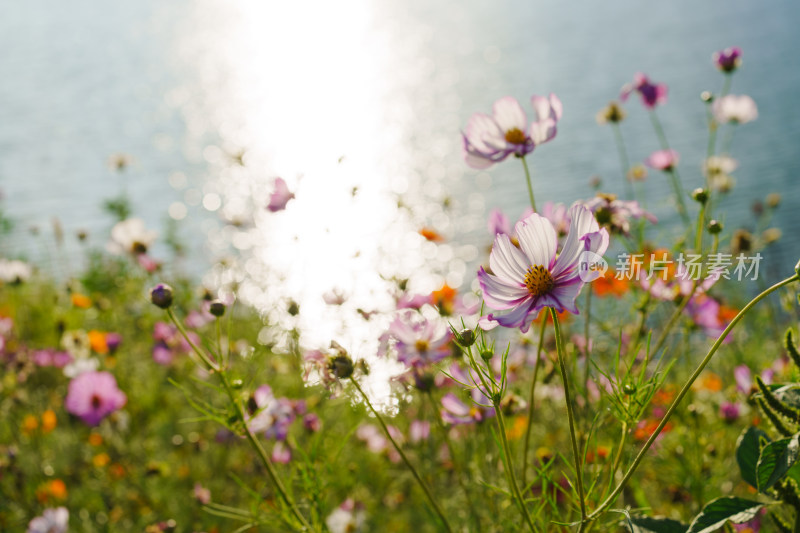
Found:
[41,410,57,433]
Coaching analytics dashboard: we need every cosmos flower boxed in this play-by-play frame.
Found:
[713,47,742,73]
[620,73,668,109]
[267,177,295,212]
[644,149,679,171]
[106,218,158,256]
[27,507,69,533]
[246,384,297,440]
[478,204,609,331]
[582,193,657,236]
[385,310,451,368]
[65,371,127,426]
[0,259,33,283]
[462,94,562,169]
[712,95,758,124]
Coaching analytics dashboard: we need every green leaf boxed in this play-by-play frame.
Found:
[629,514,688,533]
[756,433,800,492]
[736,426,769,488]
[686,497,765,533]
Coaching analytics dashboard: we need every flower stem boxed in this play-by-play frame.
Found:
[493,400,538,533]
[165,309,314,531]
[611,123,632,201]
[521,157,537,212]
[522,318,547,488]
[551,308,587,523]
[649,110,690,225]
[583,289,593,393]
[350,378,453,533]
[585,273,800,524]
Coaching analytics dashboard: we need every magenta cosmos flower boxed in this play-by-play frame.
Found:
[478,204,609,331]
[462,94,562,169]
[620,73,668,109]
[65,371,127,426]
[713,46,742,72]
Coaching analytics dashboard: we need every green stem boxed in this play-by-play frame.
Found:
[649,110,690,225]
[583,289,592,394]
[694,203,706,254]
[611,123,632,200]
[522,318,547,488]
[350,378,453,533]
[493,400,538,532]
[165,310,314,531]
[520,157,537,212]
[585,273,800,523]
[551,308,587,523]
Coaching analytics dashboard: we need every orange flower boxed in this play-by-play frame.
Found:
[93,453,111,468]
[88,330,109,355]
[533,307,571,324]
[22,414,38,435]
[718,305,738,323]
[37,479,68,502]
[41,410,57,433]
[693,372,723,392]
[652,385,676,406]
[505,416,528,441]
[634,419,673,441]
[71,293,92,308]
[592,269,629,298]
[89,433,104,446]
[431,283,457,315]
[419,228,444,242]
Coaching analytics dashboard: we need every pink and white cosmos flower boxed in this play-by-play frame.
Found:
[478,204,609,332]
[462,94,562,169]
[620,73,668,109]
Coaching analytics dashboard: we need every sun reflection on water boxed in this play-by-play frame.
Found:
[169,0,472,404]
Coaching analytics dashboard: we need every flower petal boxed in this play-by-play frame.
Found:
[552,204,600,278]
[492,96,527,133]
[477,267,529,310]
[489,234,529,281]
[515,213,557,269]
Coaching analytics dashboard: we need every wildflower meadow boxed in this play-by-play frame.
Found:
[2,15,800,533]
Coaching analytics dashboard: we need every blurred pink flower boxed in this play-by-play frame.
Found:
[713,46,742,72]
[267,177,295,212]
[644,149,679,171]
[27,507,69,533]
[712,94,758,124]
[620,73,668,109]
[65,371,127,426]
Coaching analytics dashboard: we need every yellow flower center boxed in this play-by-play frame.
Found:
[415,339,430,353]
[524,265,554,297]
[504,128,527,145]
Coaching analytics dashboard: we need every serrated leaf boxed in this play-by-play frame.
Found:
[771,385,800,411]
[629,514,688,533]
[686,497,764,533]
[756,433,800,492]
[736,426,769,488]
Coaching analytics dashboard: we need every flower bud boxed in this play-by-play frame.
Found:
[700,91,714,103]
[454,328,476,347]
[707,220,723,235]
[150,284,174,309]
[691,188,708,204]
[766,193,781,209]
[480,349,493,362]
[209,299,226,317]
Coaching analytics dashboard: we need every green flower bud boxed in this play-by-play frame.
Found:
[454,328,476,347]
[691,188,708,204]
[707,220,723,235]
[209,299,226,317]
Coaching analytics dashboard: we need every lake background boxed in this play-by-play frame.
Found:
[1,0,798,356]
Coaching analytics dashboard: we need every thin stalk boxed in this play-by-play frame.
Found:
[585,273,800,523]
[551,308,587,524]
[650,282,698,358]
[493,401,538,533]
[694,203,706,254]
[165,310,313,531]
[649,110,690,225]
[350,378,453,533]
[583,289,592,393]
[611,123,633,200]
[520,157,537,212]
[608,421,628,492]
[522,318,547,488]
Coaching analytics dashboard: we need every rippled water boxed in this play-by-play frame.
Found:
[2,0,799,385]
